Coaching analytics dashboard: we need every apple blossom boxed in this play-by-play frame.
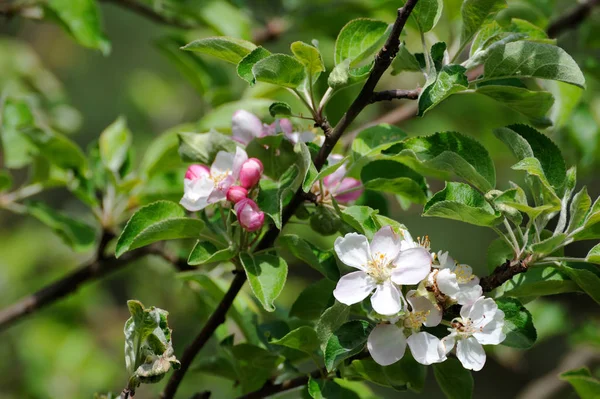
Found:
[226,186,248,203]
[438,296,506,371]
[180,147,247,211]
[333,226,432,316]
[232,110,265,145]
[367,290,445,366]
[432,251,482,305]
[239,158,264,189]
[312,154,363,203]
[234,198,265,232]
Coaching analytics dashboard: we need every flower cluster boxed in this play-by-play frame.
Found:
[333,226,506,371]
[232,110,319,146]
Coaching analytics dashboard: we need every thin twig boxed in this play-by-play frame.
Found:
[479,258,529,293]
[546,0,600,38]
[370,88,421,103]
[100,0,197,29]
[160,2,421,398]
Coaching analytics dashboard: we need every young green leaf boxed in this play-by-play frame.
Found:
[474,86,554,126]
[289,279,335,320]
[410,0,443,32]
[291,41,325,82]
[268,102,292,117]
[460,0,507,50]
[559,264,600,305]
[351,124,408,160]
[252,54,307,89]
[560,368,600,398]
[22,127,87,174]
[239,252,288,312]
[187,241,235,266]
[99,117,132,173]
[115,201,205,258]
[386,131,496,192]
[340,205,380,238]
[419,64,469,115]
[324,320,372,371]
[568,187,591,233]
[276,234,339,280]
[316,301,350,351]
[229,343,285,393]
[46,0,110,54]
[530,233,567,256]
[1,97,37,168]
[496,297,537,348]
[433,358,474,399]
[586,243,600,264]
[25,201,96,252]
[182,36,256,64]
[482,42,585,88]
[391,42,423,75]
[237,46,271,85]
[334,19,390,66]
[270,326,320,354]
[423,182,502,227]
[493,266,580,298]
[361,160,429,204]
[178,131,237,164]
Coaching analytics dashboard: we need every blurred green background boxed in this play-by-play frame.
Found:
[1,0,599,398]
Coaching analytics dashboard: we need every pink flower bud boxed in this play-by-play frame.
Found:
[239,158,264,189]
[232,110,263,145]
[226,185,248,203]
[235,198,265,232]
[185,164,210,181]
[273,118,293,134]
[334,178,363,203]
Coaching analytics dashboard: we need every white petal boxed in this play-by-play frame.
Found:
[367,324,407,366]
[370,226,401,261]
[391,247,432,285]
[438,251,455,269]
[456,337,486,371]
[371,281,403,316]
[334,233,371,270]
[437,268,460,297]
[333,271,376,305]
[231,147,248,179]
[439,333,456,356]
[406,290,442,327]
[211,151,235,175]
[400,230,416,250]
[474,310,506,345]
[408,332,446,365]
[462,297,498,326]
[231,110,263,145]
[454,283,483,306]
[180,178,214,211]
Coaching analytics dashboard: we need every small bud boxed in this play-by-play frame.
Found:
[235,198,265,232]
[185,164,209,181]
[239,158,264,189]
[227,186,248,203]
[310,207,341,236]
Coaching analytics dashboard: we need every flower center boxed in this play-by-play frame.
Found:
[454,264,474,284]
[210,170,230,186]
[404,310,430,330]
[366,252,393,283]
[452,317,482,338]
[417,235,430,250]
[310,181,332,203]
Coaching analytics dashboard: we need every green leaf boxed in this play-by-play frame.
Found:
[361,160,428,204]
[386,131,496,192]
[291,41,325,82]
[115,201,205,258]
[433,358,474,399]
[252,54,307,89]
[494,124,566,192]
[316,301,350,352]
[269,102,292,117]
[229,343,285,393]
[423,182,502,227]
[560,368,600,398]
[0,170,13,192]
[410,0,443,32]
[351,124,408,160]
[568,187,591,232]
[99,117,132,173]
[290,279,335,320]
[496,297,537,348]
[276,235,339,280]
[391,42,422,75]
[22,127,86,174]
[482,41,585,88]
[46,0,110,54]
[493,266,580,298]
[237,46,271,85]
[25,201,96,252]
[178,131,237,164]
[334,19,389,66]
[460,0,507,50]
[187,241,235,266]
[418,65,469,115]
[340,205,380,238]
[474,86,554,126]
[239,252,288,312]
[0,97,37,168]
[325,320,372,371]
[124,300,179,384]
[182,36,256,64]
[308,377,363,399]
[530,233,567,256]
[586,244,600,264]
[140,128,186,178]
[270,326,319,354]
[559,264,600,305]
[486,238,513,273]
[348,353,426,392]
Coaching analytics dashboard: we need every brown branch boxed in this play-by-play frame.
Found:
[160,2,420,398]
[546,0,600,38]
[370,88,421,103]
[479,259,528,293]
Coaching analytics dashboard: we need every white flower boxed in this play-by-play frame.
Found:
[333,227,432,316]
[232,110,265,145]
[439,296,506,371]
[180,147,248,211]
[367,291,445,366]
[434,251,482,305]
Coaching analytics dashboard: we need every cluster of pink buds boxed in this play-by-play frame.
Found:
[234,198,265,232]
[225,157,263,203]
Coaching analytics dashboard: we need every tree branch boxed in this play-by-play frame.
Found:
[546,0,600,38]
[479,259,528,293]
[370,88,421,103]
[160,2,420,398]
[100,0,197,29]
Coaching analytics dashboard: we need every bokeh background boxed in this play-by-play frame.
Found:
[0,0,599,398]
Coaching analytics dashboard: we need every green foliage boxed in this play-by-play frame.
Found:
[237,46,271,85]
[252,54,307,89]
[98,117,132,173]
[560,368,600,398]
[270,326,320,355]
[496,298,537,348]
[419,64,469,115]
[361,160,429,204]
[410,0,443,32]
[182,36,256,64]
[559,264,600,305]
[290,279,336,320]
[115,201,205,257]
[433,358,474,399]
[178,131,237,164]
[276,234,339,280]
[474,85,554,126]
[239,252,288,312]
[324,320,372,371]
[187,241,235,266]
[494,266,580,298]
[460,0,507,50]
